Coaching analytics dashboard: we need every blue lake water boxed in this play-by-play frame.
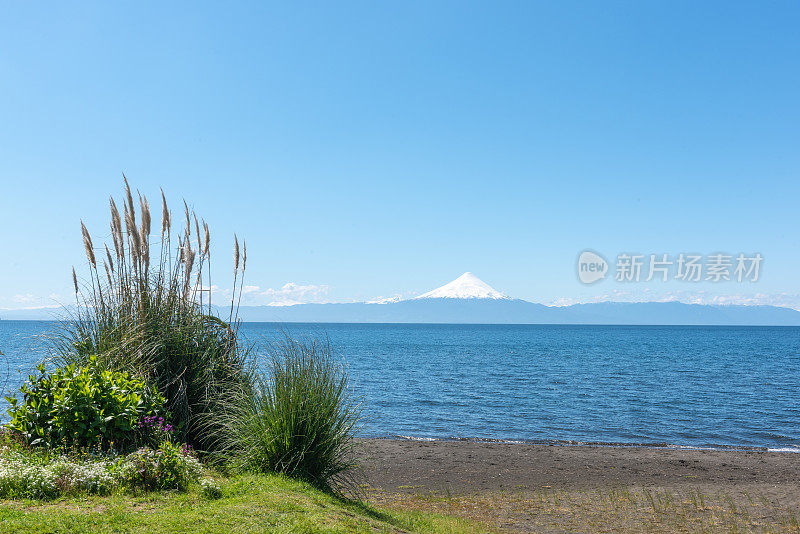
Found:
[2,320,799,450]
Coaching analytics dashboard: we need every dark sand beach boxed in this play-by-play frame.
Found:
[358,439,800,532]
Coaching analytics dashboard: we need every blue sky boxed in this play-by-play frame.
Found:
[1,2,799,310]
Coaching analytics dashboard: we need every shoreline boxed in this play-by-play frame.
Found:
[356,438,800,494]
[359,438,800,531]
[366,434,800,453]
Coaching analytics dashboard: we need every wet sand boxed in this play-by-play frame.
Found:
[357,439,800,532]
[357,439,800,493]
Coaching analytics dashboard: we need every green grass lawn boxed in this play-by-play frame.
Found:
[0,473,485,534]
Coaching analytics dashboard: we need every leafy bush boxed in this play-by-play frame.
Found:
[5,357,165,452]
[56,179,253,453]
[216,338,361,493]
[115,441,202,491]
[0,446,115,499]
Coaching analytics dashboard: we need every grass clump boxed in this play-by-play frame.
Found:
[56,178,251,453]
[216,337,361,493]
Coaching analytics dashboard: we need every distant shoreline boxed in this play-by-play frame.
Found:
[4,317,800,327]
[4,297,800,325]
[366,434,800,453]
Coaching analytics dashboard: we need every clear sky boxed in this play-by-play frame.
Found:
[1,2,799,310]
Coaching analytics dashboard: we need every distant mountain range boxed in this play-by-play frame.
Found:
[237,272,800,325]
[3,272,800,325]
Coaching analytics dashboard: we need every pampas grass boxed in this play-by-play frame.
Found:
[58,179,252,454]
[58,177,362,491]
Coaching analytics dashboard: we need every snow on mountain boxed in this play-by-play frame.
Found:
[366,296,403,304]
[414,272,510,300]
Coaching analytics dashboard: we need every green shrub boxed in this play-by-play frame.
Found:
[216,338,361,493]
[115,441,202,491]
[5,356,165,452]
[56,179,253,453]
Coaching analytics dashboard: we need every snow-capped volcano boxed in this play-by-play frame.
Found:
[415,272,509,300]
